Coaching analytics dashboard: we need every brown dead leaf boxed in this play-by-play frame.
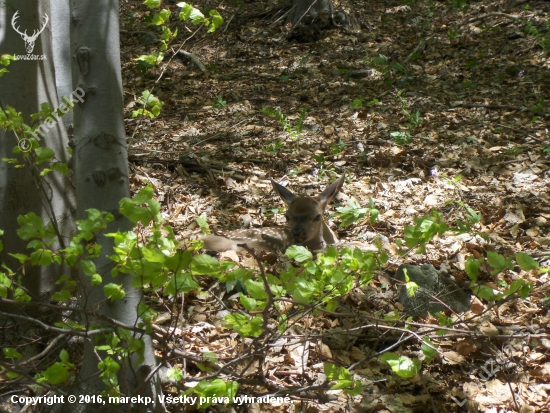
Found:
[456,338,479,356]
[441,350,465,365]
[470,296,485,314]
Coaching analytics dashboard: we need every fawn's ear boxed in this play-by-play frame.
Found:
[270,178,297,205]
[317,173,345,209]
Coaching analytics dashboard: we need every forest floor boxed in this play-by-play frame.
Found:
[120,0,550,411]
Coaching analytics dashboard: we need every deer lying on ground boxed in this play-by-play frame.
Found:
[201,173,345,253]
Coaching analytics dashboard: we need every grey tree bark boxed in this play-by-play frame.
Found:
[285,0,331,27]
[68,1,164,411]
[50,0,74,130]
[0,0,75,303]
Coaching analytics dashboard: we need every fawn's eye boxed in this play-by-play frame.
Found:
[313,214,321,221]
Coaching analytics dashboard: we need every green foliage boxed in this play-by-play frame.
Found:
[466,251,536,301]
[351,97,365,108]
[390,130,412,145]
[402,269,419,298]
[263,138,283,155]
[193,379,238,407]
[214,95,227,109]
[368,53,409,86]
[283,246,381,300]
[389,95,420,145]
[380,353,421,378]
[421,337,437,363]
[135,52,164,73]
[334,198,379,227]
[262,106,307,142]
[402,211,448,254]
[453,204,481,234]
[136,1,223,74]
[330,139,345,155]
[324,363,361,394]
[195,216,210,234]
[0,54,16,78]
[37,350,74,385]
[132,90,164,119]
[224,313,263,337]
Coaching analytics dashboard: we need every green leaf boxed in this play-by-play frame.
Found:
[380,353,421,378]
[3,347,22,359]
[81,260,97,276]
[285,245,312,262]
[104,283,125,300]
[208,10,224,32]
[504,279,533,299]
[239,294,257,311]
[516,252,538,271]
[91,273,102,286]
[150,9,171,25]
[143,0,161,8]
[465,256,482,282]
[167,367,184,381]
[472,284,496,301]
[42,362,69,385]
[34,147,55,164]
[324,362,352,381]
[59,349,70,362]
[244,280,267,300]
[421,337,437,362]
[194,379,238,406]
[224,313,263,337]
[191,254,220,276]
[0,54,17,66]
[17,212,47,240]
[487,251,514,275]
[345,380,363,396]
[52,290,72,301]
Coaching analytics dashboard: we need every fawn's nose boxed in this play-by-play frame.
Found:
[291,227,307,241]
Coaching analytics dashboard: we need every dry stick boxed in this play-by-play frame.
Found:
[15,334,66,367]
[500,156,530,165]
[468,12,521,23]
[0,297,146,334]
[177,50,206,73]
[222,12,235,34]
[0,310,112,337]
[156,23,204,84]
[452,103,524,110]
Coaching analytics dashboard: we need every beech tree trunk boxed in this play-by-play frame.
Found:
[0,0,75,303]
[68,1,164,411]
[51,0,74,130]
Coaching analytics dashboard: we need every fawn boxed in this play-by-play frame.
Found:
[201,173,346,253]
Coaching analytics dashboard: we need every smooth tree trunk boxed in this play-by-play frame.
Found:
[68,1,164,411]
[50,0,74,130]
[0,0,75,303]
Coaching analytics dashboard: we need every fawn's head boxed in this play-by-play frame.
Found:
[270,173,345,248]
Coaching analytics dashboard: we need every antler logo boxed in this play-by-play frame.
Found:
[11,11,49,54]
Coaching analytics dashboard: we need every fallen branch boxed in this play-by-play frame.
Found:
[468,12,521,23]
[451,103,524,111]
